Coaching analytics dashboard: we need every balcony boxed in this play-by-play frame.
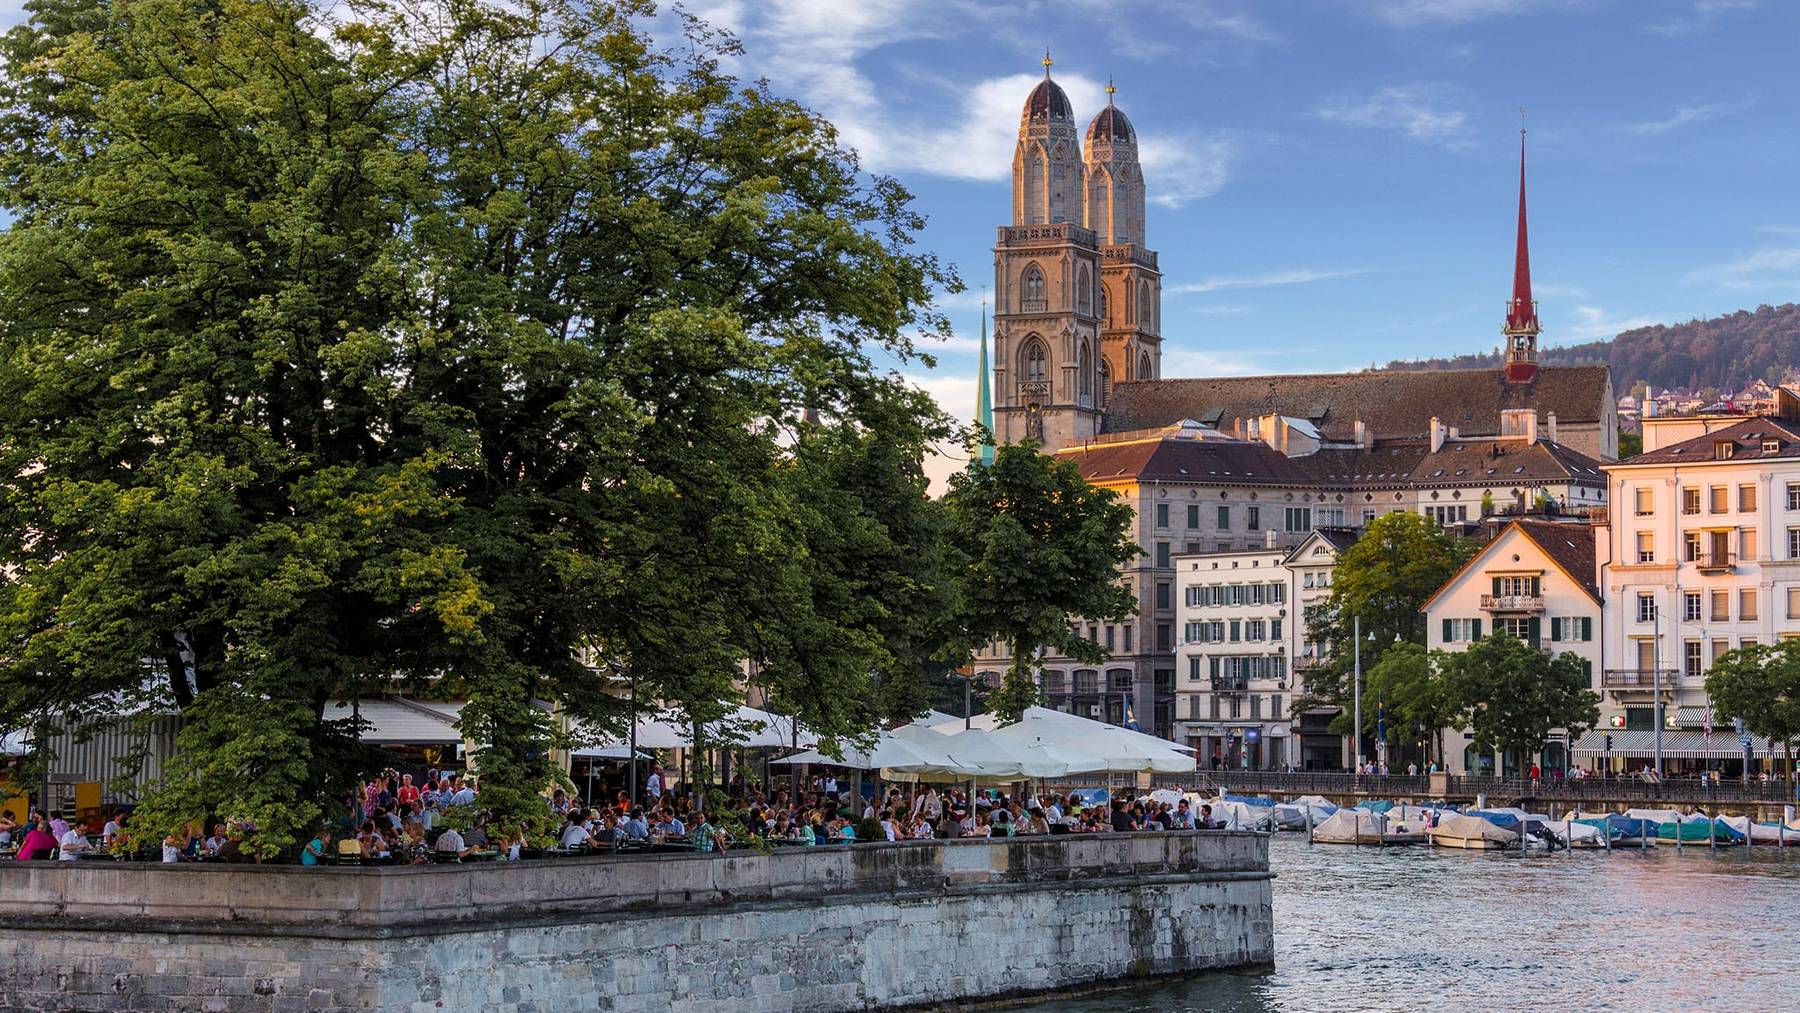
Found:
[1480,594,1545,612]
[1695,550,1736,575]
[1602,668,1680,689]
[1210,674,1248,693]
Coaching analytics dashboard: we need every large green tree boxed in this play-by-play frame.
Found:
[942,443,1138,723]
[1299,512,1471,737]
[1363,642,1460,768]
[1442,633,1599,771]
[1705,642,1800,783]
[0,0,957,852]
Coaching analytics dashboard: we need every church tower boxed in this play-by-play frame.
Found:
[1503,129,1539,384]
[992,53,1105,450]
[1084,80,1161,399]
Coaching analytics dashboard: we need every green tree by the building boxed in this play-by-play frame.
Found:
[0,0,958,852]
[1364,643,1460,768]
[1705,642,1800,783]
[1442,633,1599,772]
[943,443,1138,723]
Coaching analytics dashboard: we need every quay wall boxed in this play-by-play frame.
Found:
[0,831,1273,1012]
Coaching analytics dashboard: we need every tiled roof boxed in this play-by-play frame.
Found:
[1101,365,1612,441]
[1613,416,1800,466]
[1059,434,1313,485]
[1513,519,1600,602]
[1291,437,1606,490]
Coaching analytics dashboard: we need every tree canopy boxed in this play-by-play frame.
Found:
[1441,633,1599,767]
[0,0,962,851]
[1705,642,1800,782]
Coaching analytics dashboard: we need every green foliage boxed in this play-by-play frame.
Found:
[1299,513,1471,732]
[1364,643,1460,766]
[943,443,1139,723]
[1705,642,1800,781]
[1617,430,1643,459]
[1441,633,1599,763]
[0,0,957,852]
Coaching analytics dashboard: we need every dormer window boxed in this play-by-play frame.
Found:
[1715,441,1735,460]
[1763,440,1780,453]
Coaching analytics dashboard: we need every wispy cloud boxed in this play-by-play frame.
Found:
[1620,93,1758,136]
[1559,305,1662,341]
[1358,0,1554,28]
[1160,348,1281,377]
[1645,0,1760,37]
[1316,83,1470,145]
[1683,247,1800,290]
[1168,268,1370,295]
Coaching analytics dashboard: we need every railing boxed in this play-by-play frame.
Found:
[1155,770,1798,804]
[1210,675,1248,693]
[1602,669,1680,689]
[1480,594,1545,612]
[1696,550,1736,574]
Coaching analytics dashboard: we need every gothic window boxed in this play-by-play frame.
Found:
[1076,264,1092,316]
[1099,359,1112,407]
[1139,350,1152,381]
[1078,341,1092,398]
[1021,263,1046,309]
[1099,286,1109,326]
[1021,336,1048,383]
[1139,279,1154,332]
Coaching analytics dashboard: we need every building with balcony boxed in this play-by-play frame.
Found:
[1594,415,1800,775]
[1174,546,1292,770]
[1282,528,1358,769]
[1423,518,1602,775]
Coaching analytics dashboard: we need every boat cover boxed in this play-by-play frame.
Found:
[1428,813,1519,847]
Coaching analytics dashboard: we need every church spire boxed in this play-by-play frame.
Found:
[1503,125,1540,384]
[974,300,995,466]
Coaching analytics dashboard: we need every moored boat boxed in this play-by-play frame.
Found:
[1428,812,1518,850]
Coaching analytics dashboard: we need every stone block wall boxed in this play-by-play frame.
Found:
[0,831,1272,1012]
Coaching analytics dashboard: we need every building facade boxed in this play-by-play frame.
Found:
[1174,546,1293,771]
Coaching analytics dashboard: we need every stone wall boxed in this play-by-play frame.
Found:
[0,831,1272,1012]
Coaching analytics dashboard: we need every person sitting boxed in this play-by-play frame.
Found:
[623,809,650,841]
[15,816,58,861]
[558,815,591,851]
[1167,800,1195,830]
[204,824,229,856]
[1197,804,1218,830]
[656,810,686,838]
[101,810,128,847]
[402,825,431,865]
[57,817,93,860]
[434,824,473,860]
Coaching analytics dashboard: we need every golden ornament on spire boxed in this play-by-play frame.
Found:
[1043,48,1053,75]
[1106,76,1116,104]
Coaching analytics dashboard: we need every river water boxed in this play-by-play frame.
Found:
[1051,833,1800,1011]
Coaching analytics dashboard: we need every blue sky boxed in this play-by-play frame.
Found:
[682,0,1800,468]
[5,0,1797,478]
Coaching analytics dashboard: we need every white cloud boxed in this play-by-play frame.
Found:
[1359,0,1552,28]
[1683,247,1800,290]
[1645,0,1760,36]
[1559,305,1663,341]
[1167,267,1370,295]
[1138,133,1237,207]
[1621,94,1757,136]
[1160,348,1278,376]
[1316,83,1470,144]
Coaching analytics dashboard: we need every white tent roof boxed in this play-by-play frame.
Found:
[324,698,464,745]
[577,703,816,752]
[988,712,1196,774]
[934,727,1087,780]
[2,729,29,756]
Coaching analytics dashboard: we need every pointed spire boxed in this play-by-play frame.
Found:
[1506,126,1538,335]
[1042,47,1053,78]
[1106,75,1115,105]
[975,300,995,466]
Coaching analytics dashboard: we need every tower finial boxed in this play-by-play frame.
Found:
[1106,76,1115,104]
[1043,47,1053,77]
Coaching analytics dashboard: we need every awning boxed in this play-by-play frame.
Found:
[324,699,463,746]
[1573,728,1790,759]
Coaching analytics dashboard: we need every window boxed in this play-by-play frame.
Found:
[1185,542,1200,555]
[1188,656,1202,680]
[1157,624,1171,653]
[1742,527,1759,561]
[1285,507,1312,532]
[1155,542,1170,568]
[1106,626,1116,651]
[1188,695,1200,719]
[1636,532,1654,563]
[1248,506,1261,531]
[1790,528,1800,560]
[1250,695,1262,720]
[1217,505,1231,530]
[1684,532,1701,562]
[1740,588,1759,621]
[1228,695,1242,719]
[1710,486,1728,514]
[1155,503,1169,528]
[1684,640,1703,680]
[1494,576,1539,597]
[1021,263,1046,307]
[1139,351,1152,381]
[1496,617,1534,642]
[1155,582,1171,610]
[1303,572,1315,589]
[1270,695,1284,720]
[1636,487,1654,515]
[1123,625,1133,652]
[1637,594,1657,623]
[1681,487,1700,515]
[1550,616,1593,642]
[1216,541,1232,553]
[1684,591,1702,623]
[1442,618,1483,642]
[1362,508,1377,526]
[1021,338,1047,382]
[1789,484,1800,511]
[1077,264,1092,316]
[1210,695,1220,719]
[1271,618,1283,641]
[1711,590,1730,623]
[1712,639,1730,666]
[1270,582,1286,603]
[1740,484,1758,512]
[1186,504,1200,529]
[1246,620,1266,642]
[1078,341,1093,397]
[1789,588,1800,621]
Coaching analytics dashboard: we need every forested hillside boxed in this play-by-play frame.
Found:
[1385,303,1800,394]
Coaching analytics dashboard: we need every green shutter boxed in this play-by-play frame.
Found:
[1530,576,1541,597]
[1582,617,1593,641]
[1443,618,1453,642]
[1472,618,1482,640]
[1492,577,1502,596]
[1527,616,1541,647]
[1551,617,1562,642]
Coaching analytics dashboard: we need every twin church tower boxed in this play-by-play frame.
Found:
[989,55,1163,449]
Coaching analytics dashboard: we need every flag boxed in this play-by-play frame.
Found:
[1123,695,1140,732]
[1377,696,1386,748]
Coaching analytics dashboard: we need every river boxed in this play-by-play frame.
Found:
[1051,832,1800,1011]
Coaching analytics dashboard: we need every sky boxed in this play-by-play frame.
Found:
[4,0,1797,483]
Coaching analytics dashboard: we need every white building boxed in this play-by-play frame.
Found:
[1422,519,1603,775]
[1174,546,1293,771]
[1282,528,1357,769]
[1594,415,1800,776]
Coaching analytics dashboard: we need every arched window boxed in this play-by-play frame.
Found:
[1021,336,1048,382]
[1076,264,1092,316]
[1139,351,1152,381]
[1021,263,1046,308]
[1099,359,1112,406]
[1078,341,1092,397]
[1099,286,1110,326]
[1139,279,1154,332]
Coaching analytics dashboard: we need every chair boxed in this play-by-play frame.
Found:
[336,839,364,867]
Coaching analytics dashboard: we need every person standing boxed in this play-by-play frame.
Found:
[645,764,664,805]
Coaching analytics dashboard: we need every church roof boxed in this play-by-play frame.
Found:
[1086,105,1135,144]
[1058,434,1314,486]
[1023,78,1073,125]
[1289,437,1607,490]
[1100,365,1612,443]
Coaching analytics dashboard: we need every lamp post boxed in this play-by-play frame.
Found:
[1652,601,1663,778]
[1353,615,1362,774]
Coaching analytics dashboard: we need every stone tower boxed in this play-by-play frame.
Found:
[1084,80,1160,402]
[993,54,1105,450]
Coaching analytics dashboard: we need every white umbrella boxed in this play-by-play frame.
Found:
[992,714,1195,774]
[936,727,1076,780]
[770,731,957,774]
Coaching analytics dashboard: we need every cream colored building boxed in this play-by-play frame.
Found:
[1173,546,1292,770]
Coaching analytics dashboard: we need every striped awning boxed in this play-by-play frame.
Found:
[1573,728,1789,759]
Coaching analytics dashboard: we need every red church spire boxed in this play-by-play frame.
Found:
[1503,126,1540,384]
[1506,129,1537,334]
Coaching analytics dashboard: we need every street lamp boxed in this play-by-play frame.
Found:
[1352,618,1377,773]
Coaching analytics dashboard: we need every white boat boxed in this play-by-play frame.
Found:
[1543,819,1605,849]
[1272,796,1335,830]
[1312,808,1427,845]
[1427,813,1519,850]
[1198,796,1276,832]
[1715,815,1800,845]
